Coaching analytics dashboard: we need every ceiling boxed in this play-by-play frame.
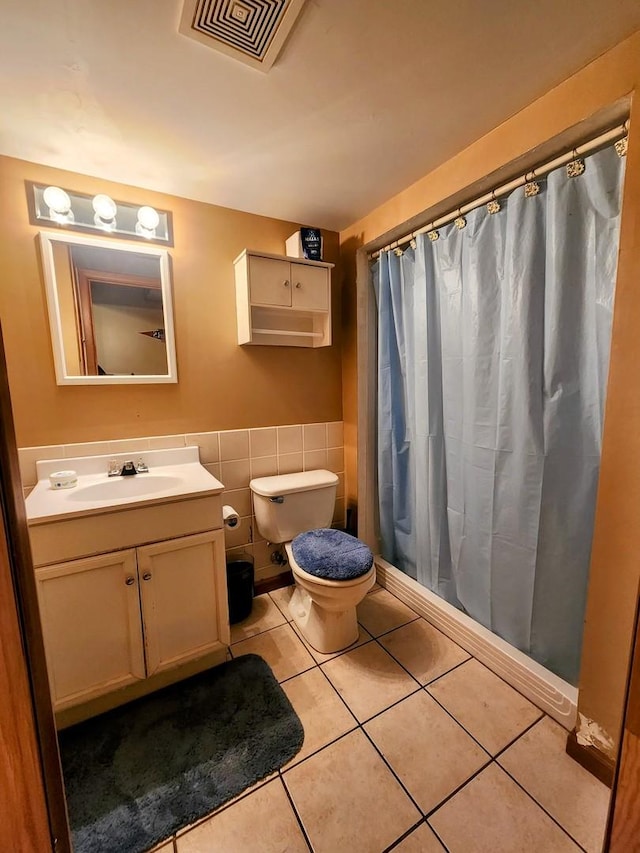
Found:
[1,0,639,231]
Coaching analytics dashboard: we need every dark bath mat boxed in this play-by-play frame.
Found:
[58,654,304,853]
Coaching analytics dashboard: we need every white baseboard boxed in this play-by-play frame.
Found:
[375,557,578,731]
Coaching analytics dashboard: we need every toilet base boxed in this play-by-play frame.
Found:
[289,585,359,655]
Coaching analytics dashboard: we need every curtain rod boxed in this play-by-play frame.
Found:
[370,120,630,259]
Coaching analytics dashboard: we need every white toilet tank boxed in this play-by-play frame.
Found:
[250,470,338,543]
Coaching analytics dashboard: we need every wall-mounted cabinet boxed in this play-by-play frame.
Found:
[234,249,334,347]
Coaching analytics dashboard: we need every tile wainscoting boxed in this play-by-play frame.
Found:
[18,422,344,582]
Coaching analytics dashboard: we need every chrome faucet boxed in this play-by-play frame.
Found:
[108,458,149,477]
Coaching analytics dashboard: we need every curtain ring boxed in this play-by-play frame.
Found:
[487,189,501,215]
[427,222,439,242]
[615,135,628,157]
[524,168,540,197]
[567,148,585,178]
[409,231,417,250]
[454,208,467,230]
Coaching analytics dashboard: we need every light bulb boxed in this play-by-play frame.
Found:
[137,206,160,230]
[92,194,117,221]
[42,186,74,223]
[43,186,71,214]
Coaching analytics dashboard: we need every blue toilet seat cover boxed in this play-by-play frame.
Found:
[291,529,374,581]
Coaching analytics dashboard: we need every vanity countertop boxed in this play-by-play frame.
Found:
[25,446,223,525]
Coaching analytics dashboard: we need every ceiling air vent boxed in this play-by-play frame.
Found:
[179,0,306,72]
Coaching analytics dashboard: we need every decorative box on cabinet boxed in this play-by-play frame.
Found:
[234,249,334,347]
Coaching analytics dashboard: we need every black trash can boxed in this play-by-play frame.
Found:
[226,557,254,624]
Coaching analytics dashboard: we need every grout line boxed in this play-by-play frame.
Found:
[283,725,360,771]
[492,714,545,761]
[278,639,459,848]
[382,817,430,852]
[423,688,497,756]
[319,677,425,726]
[282,662,426,845]
[497,764,590,852]
[383,816,455,853]
[230,612,289,645]
[423,758,493,820]
[369,636,423,687]
[291,620,375,665]
[280,775,314,852]
[359,726,424,815]
[313,665,360,722]
[420,654,473,686]
[426,818,452,853]
[286,642,425,800]
[363,635,490,749]
[340,617,511,823]
[174,767,287,835]
[172,776,274,836]
[278,660,320,686]
[420,658,546,758]
[266,589,292,621]
[278,615,579,853]
[221,587,584,853]
[375,631,472,689]
[362,612,421,641]
[376,580,552,718]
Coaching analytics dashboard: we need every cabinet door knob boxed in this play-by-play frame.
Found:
[283,280,290,287]
[295,282,302,288]
[142,572,152,581]
[125,576,135,586]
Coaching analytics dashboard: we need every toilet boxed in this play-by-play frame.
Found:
[250,469,375,654]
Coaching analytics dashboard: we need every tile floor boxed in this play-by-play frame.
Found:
[152,584,611,853]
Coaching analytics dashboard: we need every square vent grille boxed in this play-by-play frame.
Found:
[179,0,306,71]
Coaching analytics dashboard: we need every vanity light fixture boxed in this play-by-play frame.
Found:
[28,182,174,246]
[42,186,74,224]
[136,205,160,239]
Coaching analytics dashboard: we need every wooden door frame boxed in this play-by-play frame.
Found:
[0,324,71,851]
[605,580,640,850]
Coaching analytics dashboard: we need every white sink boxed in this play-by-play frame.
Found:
[25,447,224,524]
[66,474,185,502]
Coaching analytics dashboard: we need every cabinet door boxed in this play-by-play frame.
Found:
[36,550,145,710]
[291,263,329,311]
[138,529,229,676]
[248,256,292,307]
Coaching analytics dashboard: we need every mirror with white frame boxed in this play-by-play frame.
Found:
[39,231,177,385]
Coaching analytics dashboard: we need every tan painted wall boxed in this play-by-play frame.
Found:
[340,29,640,755]
[0,157,342,447]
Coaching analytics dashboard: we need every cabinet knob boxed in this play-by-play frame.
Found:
[125,576,135,586]
[295,282,302,288]
[283,280,290,287]
[142,572,152,581]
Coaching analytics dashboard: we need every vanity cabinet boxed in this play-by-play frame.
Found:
[234,249,333,347]
[36,529,228,712]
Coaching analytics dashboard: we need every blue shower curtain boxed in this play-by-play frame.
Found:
[373,145,625,684]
